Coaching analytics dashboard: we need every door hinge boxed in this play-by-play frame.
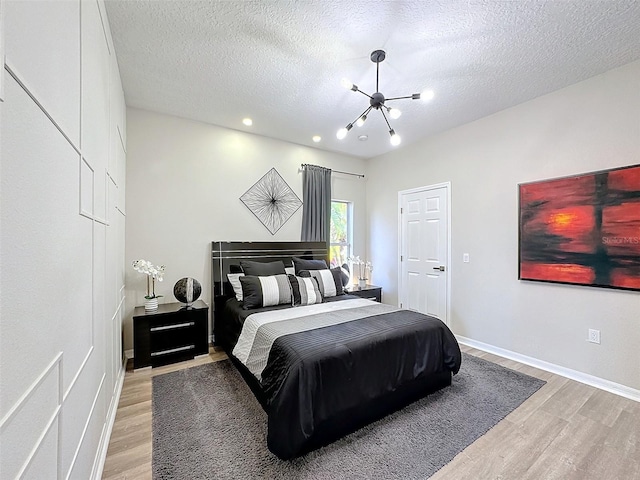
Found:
[400,302,403,308]
[401,255,403,261]
[400,207,403,214]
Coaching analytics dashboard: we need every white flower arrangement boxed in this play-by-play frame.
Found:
[132,259,165,299]
[347,255,372,281]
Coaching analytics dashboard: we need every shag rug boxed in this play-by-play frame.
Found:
[152,353,545,479]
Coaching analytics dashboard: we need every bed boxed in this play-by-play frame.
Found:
[211,241,462,459]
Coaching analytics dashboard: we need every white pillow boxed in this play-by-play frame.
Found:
[285,266,295,275]
[227,273,245,301]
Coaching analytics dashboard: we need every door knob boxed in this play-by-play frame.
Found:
[433,266,445,271]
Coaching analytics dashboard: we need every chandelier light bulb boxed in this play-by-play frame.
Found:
[341,78,354,90]
[389,108,402,119]
[421,89,435,101]
[337,123,353,140]
[389,129,401,146]
[356,114,367,127]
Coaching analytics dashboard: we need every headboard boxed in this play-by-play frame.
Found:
[211,241,328,343]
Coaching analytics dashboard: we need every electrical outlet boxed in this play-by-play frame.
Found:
[463,253,470,263]
[588,329,601,344]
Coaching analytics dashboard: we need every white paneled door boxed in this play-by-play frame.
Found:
[399,184,449,324]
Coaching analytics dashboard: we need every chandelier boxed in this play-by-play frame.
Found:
[337,50,434,146]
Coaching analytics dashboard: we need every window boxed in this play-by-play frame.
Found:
[330,200,353,268]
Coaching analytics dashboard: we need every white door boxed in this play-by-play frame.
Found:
[399,184,449,324]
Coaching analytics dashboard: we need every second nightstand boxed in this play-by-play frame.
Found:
[345,284,382,302]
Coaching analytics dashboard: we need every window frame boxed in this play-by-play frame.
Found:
[329,199,353,268]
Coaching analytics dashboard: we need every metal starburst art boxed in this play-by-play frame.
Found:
[240,168,302,235]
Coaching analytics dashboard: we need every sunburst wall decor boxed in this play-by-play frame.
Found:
[240,168,302,235]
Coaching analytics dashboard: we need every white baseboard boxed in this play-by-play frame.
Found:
[92,359,126,480]
[456,335,640,403]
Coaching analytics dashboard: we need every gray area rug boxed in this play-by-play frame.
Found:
[152,353,545,479]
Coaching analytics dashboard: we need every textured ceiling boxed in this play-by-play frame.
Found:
[105,0,640,159]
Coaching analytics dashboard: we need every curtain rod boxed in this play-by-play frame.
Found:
[300,164,365,178]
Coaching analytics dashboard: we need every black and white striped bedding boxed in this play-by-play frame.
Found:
[226,296,462,459]
[233,298,393,380]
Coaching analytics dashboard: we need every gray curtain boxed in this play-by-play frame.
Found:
[301,165,332,244]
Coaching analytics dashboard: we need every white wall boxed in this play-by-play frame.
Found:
[367,61,640,392]
[0,1,127,478]
[125,108,367,350]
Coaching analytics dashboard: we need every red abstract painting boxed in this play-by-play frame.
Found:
[519,164,640,291]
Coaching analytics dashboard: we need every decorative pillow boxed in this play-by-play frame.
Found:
[240,260,286,276]
[239,274,292,309]
[300,267,345,298]
[292,257,328,274]
[227,273,245,301]
[288,275,323,306]
[285,266,295,275]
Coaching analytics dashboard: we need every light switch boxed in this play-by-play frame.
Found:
[463,253,470,263]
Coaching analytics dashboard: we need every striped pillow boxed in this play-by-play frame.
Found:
[288,275,323,306]
[301,268,345,298]
[239,274,292,309]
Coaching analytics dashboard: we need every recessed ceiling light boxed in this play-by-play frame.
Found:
[358,135,368,141]
[242,118,253,126]
[312,135,321,143]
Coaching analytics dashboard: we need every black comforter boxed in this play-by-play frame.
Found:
[222,297,462,459]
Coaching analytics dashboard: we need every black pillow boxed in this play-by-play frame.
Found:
[292,256,328,274]
[340,263,350,286]
[240,260,286,276]
[239,274,291,309]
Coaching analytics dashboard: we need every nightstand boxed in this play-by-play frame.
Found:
[345,284,382,302]
[133,300,209,369]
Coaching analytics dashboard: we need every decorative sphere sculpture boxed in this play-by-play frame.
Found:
[173,277,202,305]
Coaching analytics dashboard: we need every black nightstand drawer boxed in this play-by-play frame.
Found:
[151,344,197,367]
[133,300,209,369]
[150,323,196,353]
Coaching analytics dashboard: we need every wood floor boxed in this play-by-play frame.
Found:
[101,345,639,479]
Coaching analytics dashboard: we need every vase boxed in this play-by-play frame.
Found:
[358,278,367,288]
[145,297,159,311]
